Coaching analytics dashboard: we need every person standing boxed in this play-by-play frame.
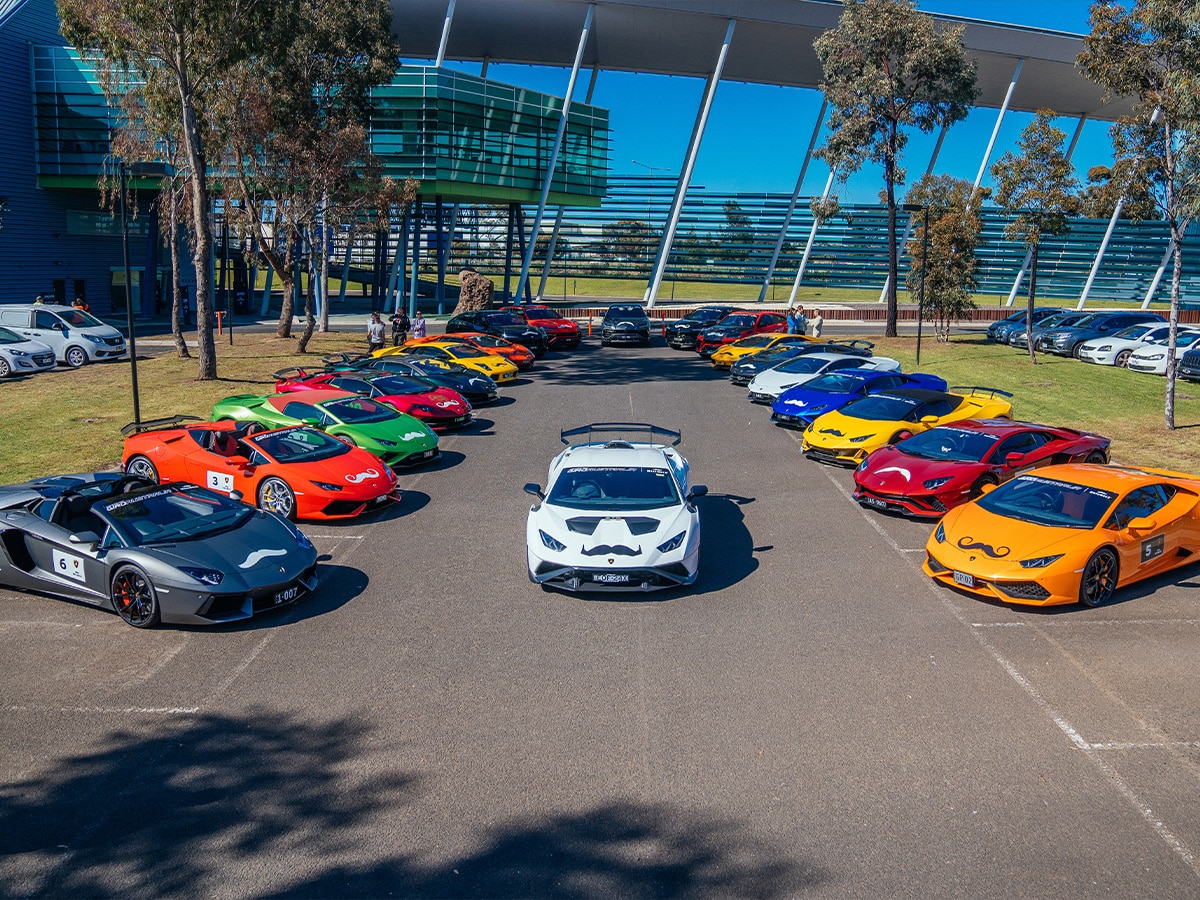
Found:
[72,296,89,312]
[411,309,427,339]
[367,311,386,352]
[788,305,808,336]
[390,308,410,346]
[810,309,824,339]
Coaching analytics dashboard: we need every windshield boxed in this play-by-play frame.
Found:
[607,305,646,318]
[717,315,755,329]
[684,309,727,323]
[775,356,834,375]
[898,426,996,462]
[1112,324,1155,340]
[57,309,106,328]
[976,474,1116,529]
[0,326,24,344]
[548,466,681,510]
[523,309,555,321]
[1068,314,1102,328]
[449,345,491,359]
[323,397,396,424]
[482,313,524,326]
[841,394,922,421]
[101,486,253,545]
[802,372,872,393]
[249,426,352,463]
[370,374,433,395]
[469,334,507,348]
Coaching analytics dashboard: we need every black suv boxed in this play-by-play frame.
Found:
[665,305,738,350]
[1034,311,1165,358]
[444,310,549,357]
[600,304,651,346]
[1179,345,1200,382]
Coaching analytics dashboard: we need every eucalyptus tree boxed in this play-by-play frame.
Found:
[219,0,407,348]
[903,175,984,341]
[990,110,1081,365]
[813,0,977,337]
[1079,0,1200,429]
[58,0,275,380]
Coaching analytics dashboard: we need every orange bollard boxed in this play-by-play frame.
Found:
[215,310,224,335]
[662,321,667,337]
[588,317,593,336]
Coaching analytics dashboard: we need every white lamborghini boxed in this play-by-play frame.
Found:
[524,423,706,592]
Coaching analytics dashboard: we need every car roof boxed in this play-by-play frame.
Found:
[873,387,954,403]
[1026,463,1200,492]
[555,442,676,469]
[272,389,356,403]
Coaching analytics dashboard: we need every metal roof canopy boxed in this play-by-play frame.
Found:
[393,0,1136,120]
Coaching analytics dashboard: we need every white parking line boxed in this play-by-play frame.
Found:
[211,633,273,699]
[1091,741,1200,751]
[974,619,1200,628]
[306,534,364,540]
[4,705,199,715]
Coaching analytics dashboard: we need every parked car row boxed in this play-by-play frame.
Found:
[0,303,127,376]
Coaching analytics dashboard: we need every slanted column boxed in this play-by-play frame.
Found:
[515,3,594,303]
[975,59,1023,192]
[1142,242,1172,308]
[435,0,455,67]
[645,18,736,308]
[758,98,827,303]
[788,169,836,304]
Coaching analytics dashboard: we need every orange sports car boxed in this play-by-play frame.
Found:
[924,463,1200,608]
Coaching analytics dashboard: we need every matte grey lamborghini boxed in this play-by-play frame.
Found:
[0,473,318,627]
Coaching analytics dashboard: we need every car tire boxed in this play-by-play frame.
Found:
[64,346,88,368]
[257,476,297,520]
[889,430,913,445]
[1114,349,1133,367]
[124,455,159,482]
[1071,342,1085,360]
[1079,548,1119,608]
[111,565,161,628]
[1084,450,1108,464]
[0,358,9,378]
[969,474,997,499]
[244,422,268,435]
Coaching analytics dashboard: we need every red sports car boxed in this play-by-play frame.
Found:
[274,369,472,429]
[122,418,399,521]
[852,419,1111,518]
[695,311,788,357]
[500,305,582,349]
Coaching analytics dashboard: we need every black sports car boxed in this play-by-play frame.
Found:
[444,310,549,357]
[324,353,499,405]
[600,304,652,346]
[665,305,738,350]
[728,340,875,386]
[0,473,319,628]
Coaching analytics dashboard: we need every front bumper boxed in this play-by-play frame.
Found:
[602,329,650,344]
[852,486,950,518]
[529,561,697,592]
[801,441,868,467]
[924,553,1070,607]
[770,411,812,430]
[162,564,319,625]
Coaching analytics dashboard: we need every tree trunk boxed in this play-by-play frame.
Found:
[167,184,189,358]
[297,237,318,353]
[884,140,898,338]
[1025,242,1039,366]
[1165,232,1183,430]
[276,225,296,338]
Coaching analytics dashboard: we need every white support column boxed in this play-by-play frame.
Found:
[435,0,455,67]
[337,229,352,304]
[758,99,828,303]
[645,18,736,308]
[975,58,1023,192]
[788,169,836,304]
[877,121,950,302]
[386,213,407,312]
[1141,242,1173,308]
[515,3,593,303]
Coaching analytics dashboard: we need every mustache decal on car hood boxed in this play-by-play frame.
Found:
[239,548,289,569]
[582,544,641,557]
[345,468,380,484]
[956,537,1010,558]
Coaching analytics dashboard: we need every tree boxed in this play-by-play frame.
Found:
[58,0,274,380]
[904,175,984,340]
[1079,0,1200,429]
[1080,161,1156,220]
[719,200,755,262]
[600,220,653,268]
[990,110,1081,364]
[814,0,977,337]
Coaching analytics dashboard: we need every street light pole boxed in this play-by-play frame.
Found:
[119,162,142,424]
[903,203,930,367]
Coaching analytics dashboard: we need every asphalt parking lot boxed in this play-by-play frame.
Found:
[2,338,1199,897]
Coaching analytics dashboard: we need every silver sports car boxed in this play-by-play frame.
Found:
[0,473,318,627]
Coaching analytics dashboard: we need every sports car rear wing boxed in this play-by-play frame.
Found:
[271,366,315,381]
[561,422,681,446]
[829,339,875,353]
[951,386,1014,400]
[120,415,202,436]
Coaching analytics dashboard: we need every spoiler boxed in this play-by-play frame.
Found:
[120,414,202,436]
[272,366,314,381]
[561,422,681,447]
[951,385,1014,400]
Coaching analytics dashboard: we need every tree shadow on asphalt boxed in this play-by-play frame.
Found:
[534,343,729,386]
[0,711,821,897]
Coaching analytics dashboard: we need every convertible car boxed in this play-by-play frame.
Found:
[801,386,1014,467]
[524,423,706,592]
[379,341,519,382]
[924,464,1200,607]
[852,419,1110,518]
[746,354,900,404]
[122,418,400,520]
[770,370,947,429]
[0,473,318,627]
[407,332,537,369]
[728,339,874,385]
[323,353,500,405]
[274,369,472,430]
[212,390,439,468]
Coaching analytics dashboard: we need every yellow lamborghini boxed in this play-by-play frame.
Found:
[708,333,820,368]
[925,464,1200,607]
[802,386,1013,467]
[384,340,519,382]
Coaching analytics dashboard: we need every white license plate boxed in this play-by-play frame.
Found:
[273,584,301,606]
[422,449,435,458]
[952,571,975,588]
[592,573,631,584]
[862,496,889,510]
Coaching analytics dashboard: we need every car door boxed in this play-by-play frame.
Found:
[20,503,111,603]
[1101,485,1189,582]
[987,431,1051,478]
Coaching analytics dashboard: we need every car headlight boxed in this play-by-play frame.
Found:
[85,333,104,343]
[1143,352,1165,360]
[855,458,868,473]
[179,566,224,585]
[311,481,343,491]
[294,529,314,551]
[923,477,952,489]
[1019,554,1063,569]
[1096,344,1112,351]
[539,529,567,552]
[848,434,874,443]
[934,522,946,543]
[411,404,434,414]
[376,439,397,447]
[8,349,29,358]
[656,531,686,553]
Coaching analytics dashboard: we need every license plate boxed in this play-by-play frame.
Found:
[862,496,889,510]
[592,572,631,584]
[422,449,435,458]
[952,571,975,588]
[273,583,301,606]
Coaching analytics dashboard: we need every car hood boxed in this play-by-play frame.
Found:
[534,501,693,561]
[332,416,437,450]
[1,337,55,354]
[289,450,397,491]
[857,446,979,492]
[604,317,649,327]
[773,388,857,418]
[932,503,1087,570]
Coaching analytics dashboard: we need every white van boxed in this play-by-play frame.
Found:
[0,304,127,367]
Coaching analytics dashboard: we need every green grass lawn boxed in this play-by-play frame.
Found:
[1,330,1196,484]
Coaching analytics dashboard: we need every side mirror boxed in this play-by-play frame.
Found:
[1125,516,1157,533]
[229,490,244,502]
[687,485,708,501]
[1005,452,1025,468]
[978,482,998,495]
[224,456,246,467]
[920,415,939,424]
[523,483,545,500]
[69,531,100,546]
[300,417,320,426]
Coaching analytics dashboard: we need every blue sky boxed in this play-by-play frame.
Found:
[430,1,1111,204]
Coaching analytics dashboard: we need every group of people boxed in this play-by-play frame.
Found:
[787,304,824,338]
[367,309,426,352]
[33,294,89,312]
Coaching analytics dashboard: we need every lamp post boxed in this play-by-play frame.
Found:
[903,202,930,367]
[632,159,668,269]
[118,162,141,424]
